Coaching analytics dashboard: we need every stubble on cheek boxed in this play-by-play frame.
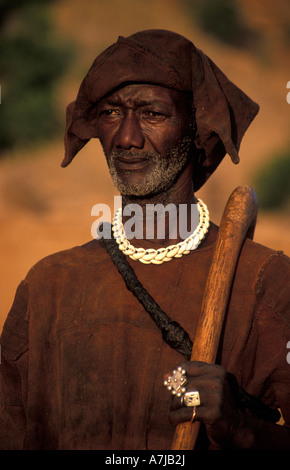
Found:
[104,134,193,197]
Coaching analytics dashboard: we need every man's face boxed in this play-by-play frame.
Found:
[96,84,194,197]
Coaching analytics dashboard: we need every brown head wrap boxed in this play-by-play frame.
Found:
[62,29,259,190]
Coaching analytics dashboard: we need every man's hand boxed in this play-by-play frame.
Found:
[166,361,246,448]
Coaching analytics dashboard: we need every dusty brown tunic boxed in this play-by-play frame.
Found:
[1,233,290,449]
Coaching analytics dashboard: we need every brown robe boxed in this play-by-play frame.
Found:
[0,230,290,449]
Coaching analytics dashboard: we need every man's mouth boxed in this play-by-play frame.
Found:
[114,155,151,170]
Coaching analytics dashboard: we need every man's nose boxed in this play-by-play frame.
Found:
[115,112,145,149]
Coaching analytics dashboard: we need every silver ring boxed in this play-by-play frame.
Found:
[164,367,187,397]
[181,390,201,407]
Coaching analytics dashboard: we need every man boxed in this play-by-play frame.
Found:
[1,29,290,450]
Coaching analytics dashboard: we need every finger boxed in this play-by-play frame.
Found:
[170,393,185,411]
[170,389,201,411]
[169,404,200,426]
[180,361,226,379]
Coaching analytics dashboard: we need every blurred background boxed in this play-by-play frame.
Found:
[0,0,290,328]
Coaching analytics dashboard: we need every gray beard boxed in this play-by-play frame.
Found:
[105,134,193,198]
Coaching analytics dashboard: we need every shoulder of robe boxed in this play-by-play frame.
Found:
[24,239,105,281]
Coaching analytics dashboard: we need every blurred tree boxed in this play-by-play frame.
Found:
[253,149,290,211]
[183,0,259,48]
[0,0,73,153]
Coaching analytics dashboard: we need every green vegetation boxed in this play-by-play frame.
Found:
[0,0,73,153]
[183,0,259,48]
[254,149,290,211]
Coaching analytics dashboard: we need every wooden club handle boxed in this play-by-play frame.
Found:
[171,185,258,450]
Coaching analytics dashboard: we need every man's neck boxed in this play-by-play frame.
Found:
[120,165,198,248]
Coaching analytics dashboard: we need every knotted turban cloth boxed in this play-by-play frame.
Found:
[63,29,259,190]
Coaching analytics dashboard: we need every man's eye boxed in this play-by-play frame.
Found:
[145,111,162,117]
[100,109,120,117]
[142,110,165,120]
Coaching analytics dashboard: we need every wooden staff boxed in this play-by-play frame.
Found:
[171,185,258,450]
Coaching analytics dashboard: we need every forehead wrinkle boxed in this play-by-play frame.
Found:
[101,94,174,111]
[102,83,179,105]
